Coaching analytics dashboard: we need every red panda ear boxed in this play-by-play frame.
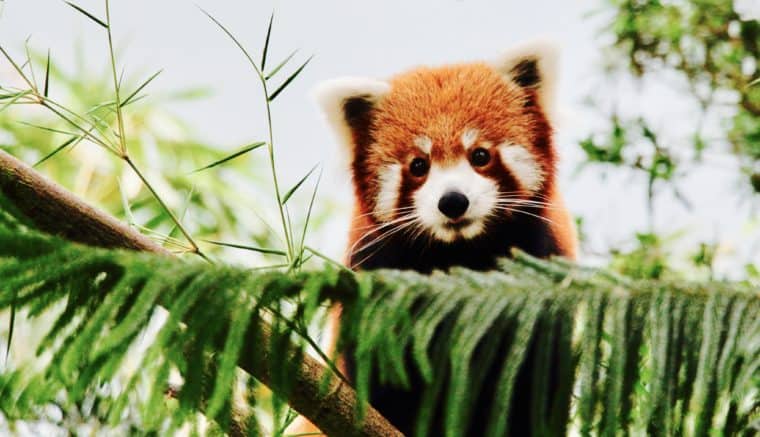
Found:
[312,77,391,160]
[492,39,559,117]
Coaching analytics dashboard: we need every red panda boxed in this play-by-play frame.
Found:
[318,40,576,271]
[294,40,577,435]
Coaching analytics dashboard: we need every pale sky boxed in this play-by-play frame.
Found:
[1,0,757,275]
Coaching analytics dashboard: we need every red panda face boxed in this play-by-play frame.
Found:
[316,41,559,246]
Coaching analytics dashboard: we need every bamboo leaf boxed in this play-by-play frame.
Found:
[90,95,148,114]
[121,70,162,108]
[33,135,80,167]
[117,178,135,226]
[23,36,39,91]
[298,167,322,257]
[0,45,35,89]
[268,56,312,101]
[5,299,15,365]
[17,121,78,136]
[121,94,147,107]
[63,1,108,29]
[43,49,51,97]
[191,141,266,173]
[281,164,318,205]
[201,239,287,256]
[0,91,32,114]
[165,187,194,242]
[265,50,298,81]
[86,100,117,114]
[261,13,274,71]
[199,7,261,75]
[118,67,126,92]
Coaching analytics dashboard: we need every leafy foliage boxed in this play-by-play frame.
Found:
[577,0,760,280]
[1,197,758,435]
[585,0,760,189]
[0,43,281,262]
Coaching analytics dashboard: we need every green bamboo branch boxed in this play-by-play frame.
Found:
[200,8,295,263]
[0,8,209,261]
[124,157,207,260]
[104,0,127,156]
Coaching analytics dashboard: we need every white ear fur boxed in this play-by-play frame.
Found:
[312,77,391,159]
[491,39,559,119]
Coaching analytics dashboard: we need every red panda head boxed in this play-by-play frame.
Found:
[315,40,559,244]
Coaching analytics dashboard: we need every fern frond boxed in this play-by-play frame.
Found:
[0,199,758,435]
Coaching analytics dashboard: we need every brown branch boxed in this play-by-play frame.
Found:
[0,149,402,437]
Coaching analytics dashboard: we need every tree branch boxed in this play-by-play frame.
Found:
[0,149,402,437]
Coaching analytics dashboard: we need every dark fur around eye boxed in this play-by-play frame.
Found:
[409,157,429,177]
[469,147,491,167]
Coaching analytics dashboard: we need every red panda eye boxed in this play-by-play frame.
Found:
[470,148,491,167]
[409,157,429,177]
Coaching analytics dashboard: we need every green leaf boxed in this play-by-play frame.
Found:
[298,167,322,257]
[118,178,135,226]
[0,90,32,114]
[750,77,760,87]
[33,135,80,167]
[261,13,274,71]
[166,187,194,241]
[268,56,312,101]
[43,49,51,97]
[201,239,287,256]
[281,164,318,205]
[23,36,38,91]
[199,7,261,75]
[86,100,117,114]
[118,67,126,91]
[121,70,162,108]
[17,121,78,136]
[5,298,15,365]
[265,50,298,81]
[63,1,108,29]
[0,45,34,88]
[191,141,266,173]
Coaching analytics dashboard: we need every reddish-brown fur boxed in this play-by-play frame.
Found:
[348,62,576,264]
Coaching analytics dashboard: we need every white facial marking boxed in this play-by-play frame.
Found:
[414,136,433,155]
[374,164,402,222]
[461,128,479,149]
[498,143,544,192]
[413,160,498,242]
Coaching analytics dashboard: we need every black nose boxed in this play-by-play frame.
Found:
[438,191,469,219]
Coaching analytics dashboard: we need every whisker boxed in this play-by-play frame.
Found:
[350,208,419,231]
[496,199,559,209]
[350,205,417,222]
[352,219,418,256]
[348,214,417,257]
[495,195,552,202]
[496,198,551,205]
[497,191,554,202]
[352,212,418,235]
[350,219,420,268]
[492,206,555,225]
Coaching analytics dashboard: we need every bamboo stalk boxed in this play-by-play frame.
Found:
[0,149,402,437]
